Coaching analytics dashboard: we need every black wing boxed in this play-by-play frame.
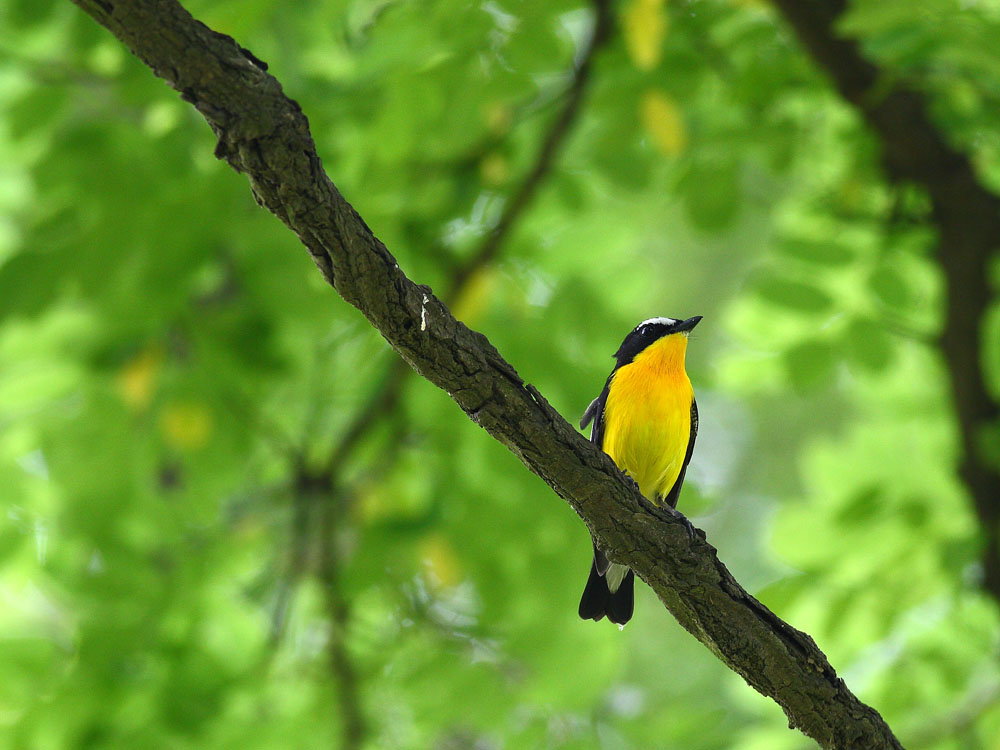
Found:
[580,370,616,448]
[580,371,616,582]
[662,398,698,509]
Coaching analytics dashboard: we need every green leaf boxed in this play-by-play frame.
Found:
[0,250,57,317]
[591,126,653,190]
[898,495,931,528]
[784,339,836,391]
[6,0,58,27]
[679,159,740,230]
[834,484,884,527]
[868,264,910,309]
[755,276,834,313]
[778,238,854,267]
[844,317,894,373]
[7,88,67,140]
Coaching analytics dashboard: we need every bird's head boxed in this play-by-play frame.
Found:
[614,315,702,367]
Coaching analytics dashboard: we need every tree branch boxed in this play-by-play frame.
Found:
[314,476,366,750]
[270,16,616,735]
[441,1,612,302]
[770,0,1000,607]
[66,1,902,746]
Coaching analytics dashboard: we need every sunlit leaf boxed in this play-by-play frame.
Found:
[116,346,163,411]
[418,532,463,589]
[479,152,509,187]
[451,266,497,324]
[640,89,687,156]
[159,401,214,450]
[623,0,667,71]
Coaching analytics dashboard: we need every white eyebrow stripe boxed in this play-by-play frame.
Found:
[638,317,677,328]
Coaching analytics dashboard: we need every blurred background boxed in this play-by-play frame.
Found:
[2,0,1000,747]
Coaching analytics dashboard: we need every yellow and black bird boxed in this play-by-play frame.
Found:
[578,315,701,626]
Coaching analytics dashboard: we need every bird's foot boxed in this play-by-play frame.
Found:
[667,507,698,543]
[621,471,641,496]
[680,514,697,543]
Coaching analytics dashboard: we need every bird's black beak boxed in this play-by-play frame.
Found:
[675,315,702,334]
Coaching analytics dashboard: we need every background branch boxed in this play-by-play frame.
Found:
[67,0,902,747]
[315,479,366,750]
[271,13,614,742]
[770,0,1000,607]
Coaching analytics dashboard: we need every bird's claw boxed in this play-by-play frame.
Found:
[680,514,697,542]
[621,472,697,541]
[668,507,698,542]
[623,473,641,494]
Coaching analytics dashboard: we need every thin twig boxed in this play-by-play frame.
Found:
[275,0,613,648]
[441,0,613,301]
[291,5,614,744]
[320,0,613,479]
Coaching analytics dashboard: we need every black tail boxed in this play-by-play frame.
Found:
[578,556,634,626]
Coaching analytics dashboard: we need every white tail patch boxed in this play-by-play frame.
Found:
[606,563,628,593]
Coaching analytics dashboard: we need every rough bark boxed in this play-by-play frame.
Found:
[771,0,1000,608]
[67,1,902,747]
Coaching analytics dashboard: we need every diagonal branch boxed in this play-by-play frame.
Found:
[770,0,1000,606]
[286,15,615,735]
[66,1,902,747]
[440,1,612,303]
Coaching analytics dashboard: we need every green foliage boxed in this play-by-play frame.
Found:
[1,0,999,748]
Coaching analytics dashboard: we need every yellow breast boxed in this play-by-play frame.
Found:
[601,334,693,504]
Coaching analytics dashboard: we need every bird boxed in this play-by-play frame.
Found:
[577,315,701,626]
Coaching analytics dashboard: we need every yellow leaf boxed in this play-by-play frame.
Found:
[418,533,462,589]
[640,90,688,156]
[159,402,213,450]
[116,347,162,411]
[354,479,389,523]
[483,102,512,135]
[451,266,497,324]
[479,153,509,187]
[624,0,667,71]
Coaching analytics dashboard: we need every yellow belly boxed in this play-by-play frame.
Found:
[602,359,693,504]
